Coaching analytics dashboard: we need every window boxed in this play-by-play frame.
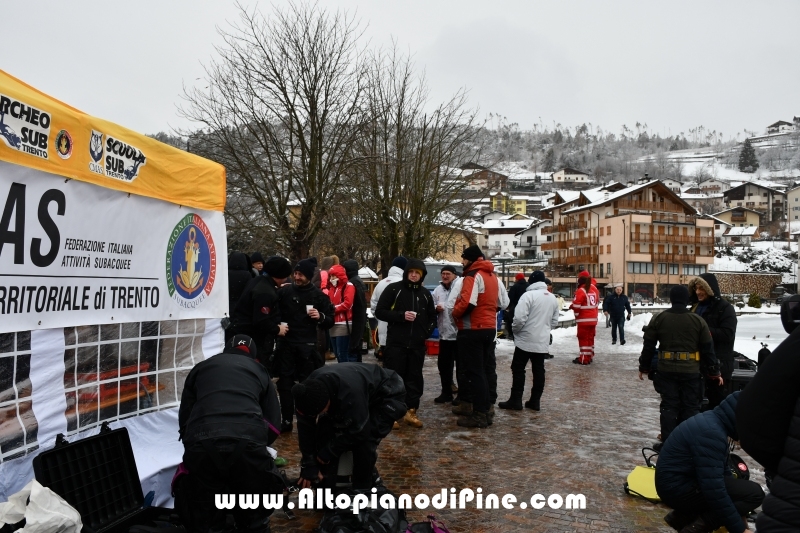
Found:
[600,264,604,278]
[494,240,500,246]
[600,227,604,236]
[607,263,611,274]
[504,241,508,246]
[670,264,678,275]
[606,244,611,254]
[658,263,667,275]
[607,226,611,235]
[683,264,706,276]
[627,262,653,274]
[599,246,603,254]
[714,224,720,229]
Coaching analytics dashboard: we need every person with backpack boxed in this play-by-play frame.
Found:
[655,392,762,533]
[294,364,406,490]
[327,264,357,363]
[570,271,600,365]
[375,258,437,428]
[688,273,738,410]
[602,283,632,345]
[178,335,283,533]
[343,259,368,363]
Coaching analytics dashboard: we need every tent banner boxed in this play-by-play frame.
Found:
[0,161,229,333]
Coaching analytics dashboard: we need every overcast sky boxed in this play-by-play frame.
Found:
[5,1,798,141]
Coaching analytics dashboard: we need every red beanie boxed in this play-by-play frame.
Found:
[578,270,590,279]
[515,272,525,281]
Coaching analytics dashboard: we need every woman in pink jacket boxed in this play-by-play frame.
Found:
[328,265,356,362]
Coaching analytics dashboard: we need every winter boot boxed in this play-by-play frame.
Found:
[392,421,400,430]
[451,383,459,394]
[280,420,293,433]
[403,408,423,428]
[524,398,540,411]
[452,402,473,416]
[434,392,454,404]
[678,516,714,533]
[487,405,495,426]
[664,511,693,531]
[498,393,523,410]
[457,411,488,428]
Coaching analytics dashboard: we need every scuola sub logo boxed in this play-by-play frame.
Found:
[88,129,104,175]
[166,213,217,309]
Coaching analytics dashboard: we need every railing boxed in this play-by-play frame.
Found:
[616,200,684,213]
[567,236,595,247]
[729,215,747,222]
[653,253,695,263]
[541,220,588,235]
[517,240,543,248]
[650,213,697,225]
[565,254,599,265]
[541,241,568,251]
[630,233,715,246]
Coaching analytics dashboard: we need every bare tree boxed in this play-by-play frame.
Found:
[180,2,367,261]
[348,46,482,273]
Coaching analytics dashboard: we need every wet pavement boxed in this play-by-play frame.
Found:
[270,318,769,532]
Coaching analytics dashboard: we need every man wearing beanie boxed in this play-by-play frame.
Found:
[273,257,335,433]
[504,272,529,341]
[250,252,266,276]
[451,245,501,428]
[294,364,406,490]
[570,270,601,365]
[375,258,437,428]
[498,269,560,411]
[432,265,460,403]
[370,257,407,358]
[178,334,282,533]
[228,256,293,360]
[638,284,722,447]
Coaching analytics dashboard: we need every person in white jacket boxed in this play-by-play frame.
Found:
[432,265,459,403]
[370,257,407,357]
[499,270,560,411]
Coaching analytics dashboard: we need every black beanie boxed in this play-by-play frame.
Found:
[292,379,330,416]
[670,285,690,307]
[294,258,316,280]
[441,265,457,274]
[461,245,484,262]
[529,270,546,284]
[250,252,265,264]
[227,334,258,360]
[391,256,408,270]
[263,256,292,278]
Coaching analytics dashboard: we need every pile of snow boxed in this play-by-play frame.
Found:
[713,240,798,284]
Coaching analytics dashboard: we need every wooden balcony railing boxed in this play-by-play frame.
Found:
[616,200,684,213]
[652,253,695,263]
[542,220,588,234]
[565,254,599,265]
[630,233,715,246]
[567,236,595,247]
[541,241,568,251]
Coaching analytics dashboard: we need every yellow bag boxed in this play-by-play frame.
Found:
[623,448,661,503]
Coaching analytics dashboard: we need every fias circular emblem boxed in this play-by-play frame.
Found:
[166,214,217,309]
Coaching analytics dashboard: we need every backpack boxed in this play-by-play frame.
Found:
[405,516,452,533]
[317,485,407,533]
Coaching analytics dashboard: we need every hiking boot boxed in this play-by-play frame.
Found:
[487,405,495,426]
[498,397,523,410]
[392,421,400,430]
[612,340,617,345]
[434,393,454,404]
[457,411,488,428]
[664,511,692,531]
[524,399,540,411]
[678,516,713,533]
[403,408,423,428]
[280,420,293,433]
[452,402,473,416]
[621,340,626,345]
[451,396,462,406]
[545,353,554,359]
[572,357,587,365]
[325,351,336,360]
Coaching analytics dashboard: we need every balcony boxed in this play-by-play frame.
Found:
[565,254,599,265]
[541,220,588,235]
[541,241,568,251]
[652,253,695,263]
[616,200,684,213]
[630,233,715,246]
[518,240,542,248]
[650,213,697,225]
[567,236,595,247]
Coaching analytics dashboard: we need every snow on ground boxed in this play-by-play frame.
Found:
[680,161,800,182]
[713,240,798,284]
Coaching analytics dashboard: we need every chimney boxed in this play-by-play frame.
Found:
[645,173,649,180]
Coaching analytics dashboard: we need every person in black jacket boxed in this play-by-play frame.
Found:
[227,251,255,314]
[505,273,528,341]
[375,258,436,428]
[688,273,738,410]
[737,295,800,532]
[602,283,631,345]
[294,364,406,490]
[179,335,282,533]
[274,258,335,433]
[228,257,292,358]
[655,392,762,533]
[343,259,368,363]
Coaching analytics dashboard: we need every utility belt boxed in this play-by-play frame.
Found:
[658,351,700,361]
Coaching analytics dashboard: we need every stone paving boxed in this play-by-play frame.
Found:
[269,321,766,532]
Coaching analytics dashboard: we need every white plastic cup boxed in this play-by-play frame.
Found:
[306,305,314,314]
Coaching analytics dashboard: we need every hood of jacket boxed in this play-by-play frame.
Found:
[386,265,404,280]
[714,390,739,440]
[689,273,721,303]
[329,264,349,285]
[465,258,495,276]
[526,281,548,292]
[228,252,251,271]
[403,259,428,289]
[342,259,359,279]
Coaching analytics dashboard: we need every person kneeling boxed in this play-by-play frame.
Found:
[294,364,406,490]
[656,392,762,533]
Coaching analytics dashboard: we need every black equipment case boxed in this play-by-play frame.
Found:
[32,422,180,533]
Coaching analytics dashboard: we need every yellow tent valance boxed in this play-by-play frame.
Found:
[0,69,225,211]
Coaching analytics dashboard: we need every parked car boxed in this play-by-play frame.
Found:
[422,260,463,291]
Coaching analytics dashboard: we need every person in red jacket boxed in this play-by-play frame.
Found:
[328,264,356,362]
[570,271,600,365]
[452,245,500,428]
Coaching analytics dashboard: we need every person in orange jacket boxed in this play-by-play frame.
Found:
[570,271,600,365]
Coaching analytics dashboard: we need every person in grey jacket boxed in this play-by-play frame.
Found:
[370,257,407,356]
[499,270,560,411]
[432,265,459,403]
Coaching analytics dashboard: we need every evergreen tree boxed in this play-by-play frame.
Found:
[543,147,556,172]
[738,138,759,173]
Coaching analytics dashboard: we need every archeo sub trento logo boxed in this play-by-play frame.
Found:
[166,213,217,309]
[0,94,51,160]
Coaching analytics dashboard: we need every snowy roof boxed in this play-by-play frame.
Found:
[358,267,379,279]
[514,218,552,236]
[706,215,731,226]
[680,193,722,200]
[561,180,689,215]
[713,206,763,216]
[482,219,536,230]
[725,227,758,236]
[554,167,589,175]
